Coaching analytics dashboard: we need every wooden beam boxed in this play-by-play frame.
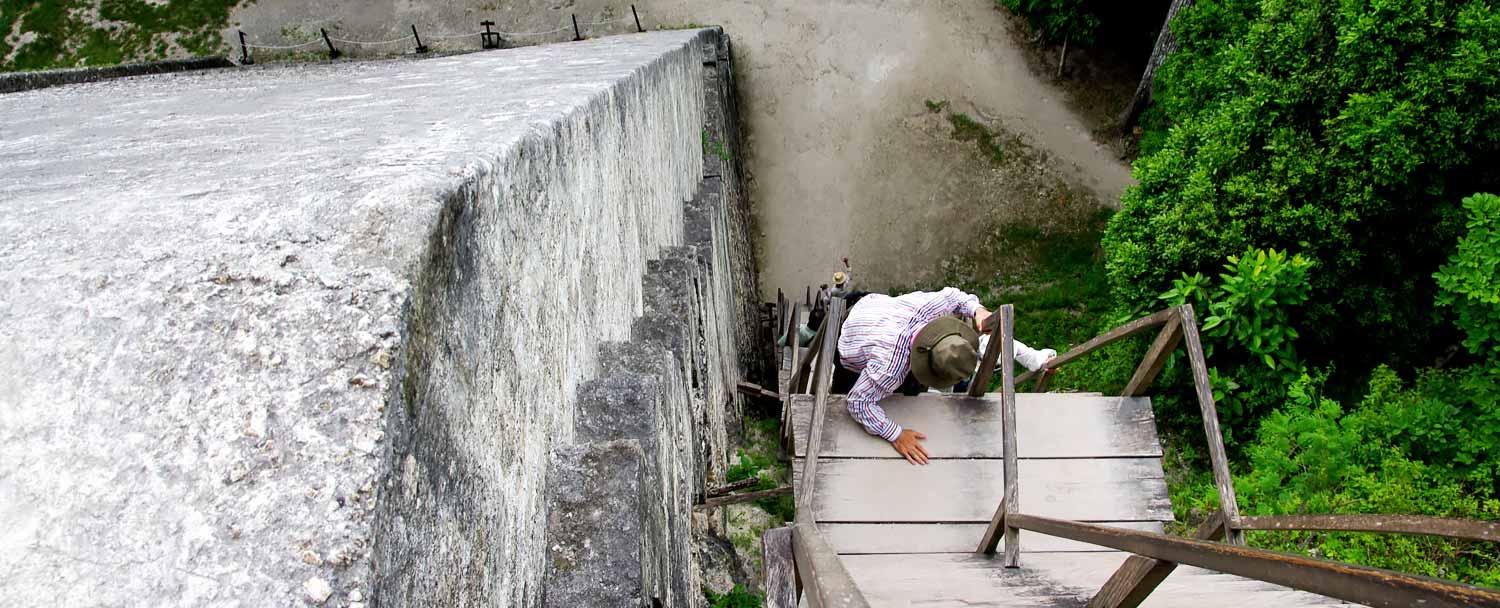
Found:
[1178,304,1244,544]
[976,497,1007,555]
[789,298,870,608]
[764,527,797,608]
[997,305,1020,568]
[792,522,871,608]
[1239,514,1500,544]
[707,477,759,498]
[1017,308,1177,385]
[1010,514,1500,608]
[1088,512,1225,608]
[696,486,792,510]
[738,380,782,401]
[1122,315,1183,396]
[969,305,1006,397]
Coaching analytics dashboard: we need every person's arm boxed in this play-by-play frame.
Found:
[847,358,931,465]
[919,287,991,331]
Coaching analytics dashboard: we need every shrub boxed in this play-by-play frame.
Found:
[1236,371,1500,586]
[1157,248,1313,433]
[1435,193,1500,363]
[1105,0,1500,372]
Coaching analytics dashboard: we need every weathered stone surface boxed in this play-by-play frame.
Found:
[0,29,721,607]
[543,441,649,607]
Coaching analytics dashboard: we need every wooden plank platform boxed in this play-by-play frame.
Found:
[785,389,1346,606]
[794,458,1173,522]
[791,394,1162,458]
[840,553,1353,607]
[821,522,1163,554]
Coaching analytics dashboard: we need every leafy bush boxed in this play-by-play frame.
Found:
[998,0,1102,44]
[1105,0,1500,372]
[1236,370,1500,586]
[1157,248,1313,433]
[1435,193,1500,363]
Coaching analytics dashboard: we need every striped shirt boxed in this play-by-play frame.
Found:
[837,288,982,441]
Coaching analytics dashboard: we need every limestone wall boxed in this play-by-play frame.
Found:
[0,28,759,608]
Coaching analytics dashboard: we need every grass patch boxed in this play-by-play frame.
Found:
[705,584,763,608]
[2,0,242,72]
[924,98,949,113]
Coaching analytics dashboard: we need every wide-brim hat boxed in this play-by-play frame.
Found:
[910,315,980,388]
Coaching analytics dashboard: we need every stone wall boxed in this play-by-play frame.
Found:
[0,28,759,608]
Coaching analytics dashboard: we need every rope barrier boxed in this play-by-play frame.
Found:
[239,7,648,56]
[243,40,325,51]
[328,34,416,46]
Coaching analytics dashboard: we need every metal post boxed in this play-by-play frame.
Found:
[572,14,583,41]
[237,30,253,65]
[480,20,501,50]
[320,28,341,60]
[632,4,645,32]
[412,25,428,53]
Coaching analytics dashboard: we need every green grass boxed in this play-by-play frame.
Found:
[1,0,241,72]
[705,584,763,608]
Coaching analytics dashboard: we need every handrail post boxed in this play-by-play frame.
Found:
[1121,313,1183,396]
[997,305,1020,567]
[1178,304,1244,544]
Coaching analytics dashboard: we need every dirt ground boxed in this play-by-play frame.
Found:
[223,0,1134,295]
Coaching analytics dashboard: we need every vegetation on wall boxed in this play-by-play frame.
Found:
[0,0,241,72]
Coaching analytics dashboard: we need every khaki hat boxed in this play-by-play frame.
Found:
[910,315,980,388]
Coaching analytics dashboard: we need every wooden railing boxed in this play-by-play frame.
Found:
[789,297,871,608]
[976,304,1500,608]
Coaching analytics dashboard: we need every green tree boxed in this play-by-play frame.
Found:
[1104,0,1500,371]
[1435,193,1500,364]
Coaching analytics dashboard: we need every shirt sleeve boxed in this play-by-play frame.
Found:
[846,356,904,442]
[928,287,982,319]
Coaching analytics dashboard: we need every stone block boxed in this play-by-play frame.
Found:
[544,441,649,607]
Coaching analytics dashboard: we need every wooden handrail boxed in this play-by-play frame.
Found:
[1177,304,1244,544]
[1008,514,1500,608]
[1239,514,1500,544]
[1016,307,1177,386]
[970,305,1019,566]
[787,312,827,395]
[1089,512,1228,608]
[791,298,870,608]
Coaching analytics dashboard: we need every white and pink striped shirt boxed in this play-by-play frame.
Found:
[837,288,983,441]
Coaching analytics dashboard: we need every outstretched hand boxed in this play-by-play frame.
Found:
[892,429,930,465]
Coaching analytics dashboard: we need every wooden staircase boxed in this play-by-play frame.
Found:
[761,293,1500,608]
[788,392,1346,607]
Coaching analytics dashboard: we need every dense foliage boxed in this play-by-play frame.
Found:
[1435,193,1500,364]
[1104,0,1500,373]
[995,0,1500,587]
[999,0,1102,44]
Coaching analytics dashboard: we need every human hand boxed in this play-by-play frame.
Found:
[974,308,992,334]
[892,429,930,465]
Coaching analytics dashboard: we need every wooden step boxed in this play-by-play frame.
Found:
[791,394,1161,459]
[793,458,1172,523]
[820,522,1162,554]
[839,553,1351,607]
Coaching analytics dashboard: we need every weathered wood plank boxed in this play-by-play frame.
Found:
[1238,514,1500,543]
[1177,304,1244,544]
[696,486,792,510]
[820,522,1163,554]
[1122,316,1182,397]
[791,394,1161,459]
[764,527,797,608]
[968,304,1008,397]
[1012,514,1496,608]
[1016,308,1177,385]
[839,553,1350,608]
[792,458,1173,523]
[997,305,1019,568]
[1089,512,1226,608]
